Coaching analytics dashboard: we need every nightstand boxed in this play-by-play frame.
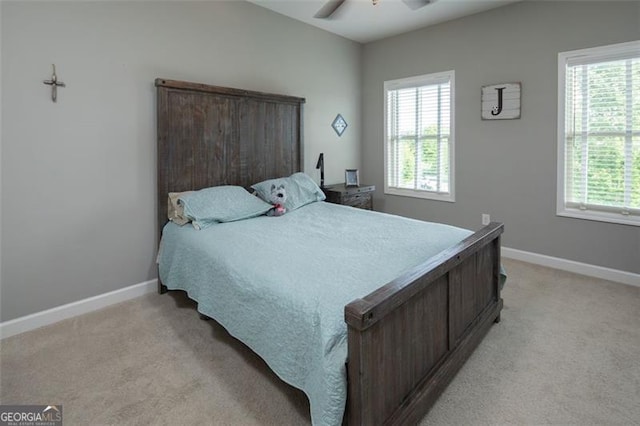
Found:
[322,183,375,210]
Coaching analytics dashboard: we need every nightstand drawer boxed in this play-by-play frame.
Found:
[322,183,375,211]
[343,193,372,210]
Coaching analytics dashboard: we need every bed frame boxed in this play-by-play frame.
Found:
[155,78,504,425]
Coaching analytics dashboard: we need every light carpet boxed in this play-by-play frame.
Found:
[1,259,639,425]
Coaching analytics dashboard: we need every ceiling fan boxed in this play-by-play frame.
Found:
[314,0,434,19]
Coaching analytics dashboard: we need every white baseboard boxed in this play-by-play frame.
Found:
[2,248,638,339]
[0,279,158,339]
[502,247,640,288]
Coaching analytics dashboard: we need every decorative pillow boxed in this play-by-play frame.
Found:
[179,185,273,230]
[251,172,325,212]
[168,191,194,225]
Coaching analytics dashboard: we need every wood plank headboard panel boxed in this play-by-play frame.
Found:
[155,78,306,236]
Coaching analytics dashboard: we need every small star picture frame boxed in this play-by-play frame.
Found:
[332,114,348,136]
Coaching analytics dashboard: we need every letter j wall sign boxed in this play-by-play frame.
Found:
[481,82,521,120]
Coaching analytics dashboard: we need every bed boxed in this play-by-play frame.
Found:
[155,78,504,425]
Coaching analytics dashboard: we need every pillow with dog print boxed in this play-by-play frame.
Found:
[168,191,194,225]
[251,172,325,213]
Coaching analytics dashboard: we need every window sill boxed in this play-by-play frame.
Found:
[385,186,455,203]
[557,208,639,227]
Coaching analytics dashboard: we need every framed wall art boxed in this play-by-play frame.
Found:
[332,114,348,136]
[481,82,521,120]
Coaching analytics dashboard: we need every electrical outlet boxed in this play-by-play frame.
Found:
[482,214,490,225]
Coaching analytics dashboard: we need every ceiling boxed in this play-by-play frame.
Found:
[247,0,521,44]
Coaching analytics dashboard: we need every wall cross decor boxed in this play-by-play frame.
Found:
[43,64,66,102]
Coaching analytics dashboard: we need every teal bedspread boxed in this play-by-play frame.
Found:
[158,202,476,426]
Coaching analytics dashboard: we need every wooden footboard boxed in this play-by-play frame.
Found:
[345,222,504,425]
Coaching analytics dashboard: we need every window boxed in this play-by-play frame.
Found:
[384,71,455,202]
[557,41,640,226]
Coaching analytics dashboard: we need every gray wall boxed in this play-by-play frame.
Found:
[361,1,640,274]
[2,0,638,323]
[1,1,361,321]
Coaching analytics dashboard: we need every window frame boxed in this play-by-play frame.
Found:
[383,71,456,202]
[556,40,640,227]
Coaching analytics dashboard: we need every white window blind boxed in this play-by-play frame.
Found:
[558,41,640,226]
[384,71,455,202]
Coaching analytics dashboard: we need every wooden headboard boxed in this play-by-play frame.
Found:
[155,78,306,236]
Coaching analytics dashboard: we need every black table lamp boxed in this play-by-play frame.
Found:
[316,153,324,188]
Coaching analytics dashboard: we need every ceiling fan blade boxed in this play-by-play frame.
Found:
[314,0,346,19]
[402,0,434,11]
